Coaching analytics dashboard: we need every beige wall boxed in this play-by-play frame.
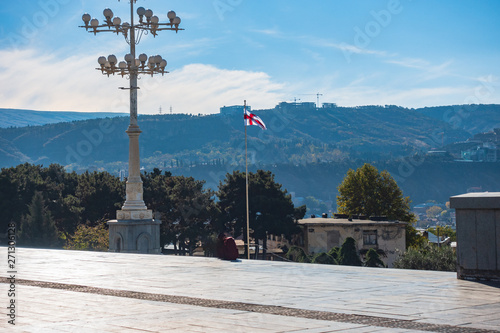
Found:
[304,223,406,268]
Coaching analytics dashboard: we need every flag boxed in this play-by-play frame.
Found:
[244,109,267,130]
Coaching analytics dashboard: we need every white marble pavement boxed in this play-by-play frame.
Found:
[1,248,499,332]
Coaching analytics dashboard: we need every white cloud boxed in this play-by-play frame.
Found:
[0,49,286,114]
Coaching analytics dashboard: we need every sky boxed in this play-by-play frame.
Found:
[0,0,499,115]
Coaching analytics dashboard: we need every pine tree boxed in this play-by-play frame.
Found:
[339,237,362,266]
[364,248,386,267]
[19,192,59,248]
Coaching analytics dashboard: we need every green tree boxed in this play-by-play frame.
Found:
[19,192,60,248]
[64,220,109,251]
[339,237,362,266]
[337,163,424,248]
[427,225,456,242]
[337,163,413,221]
[75,171,124,225]
[143,169,216,256]
[217,170,304,259]
[364,248,385,267]
[426,206,443,219]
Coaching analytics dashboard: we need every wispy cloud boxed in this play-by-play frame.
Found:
[386,57,454,82]
[250,28,282,36]
[0,48,286,115]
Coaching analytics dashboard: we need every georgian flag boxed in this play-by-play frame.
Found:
[244,109,267,130]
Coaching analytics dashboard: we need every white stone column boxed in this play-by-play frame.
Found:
[108,0,159,254]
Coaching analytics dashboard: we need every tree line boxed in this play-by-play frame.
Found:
[0,163,304,255]
[0,162,455,271]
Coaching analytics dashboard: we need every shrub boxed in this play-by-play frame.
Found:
[364,248,385,267]
[286,246,310,263]
[339,237,362,266]
[393,245,456,271]
[65,221,109,251]
[311,252,338,265]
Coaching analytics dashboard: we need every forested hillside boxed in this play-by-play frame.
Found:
[2,104,500,207]
[0,104,484,169]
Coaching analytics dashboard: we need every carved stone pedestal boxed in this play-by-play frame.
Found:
[108,209,161,254]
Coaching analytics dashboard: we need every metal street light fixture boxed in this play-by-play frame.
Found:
[80,0,183,254]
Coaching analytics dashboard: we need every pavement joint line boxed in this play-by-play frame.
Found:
[5,277,500,333]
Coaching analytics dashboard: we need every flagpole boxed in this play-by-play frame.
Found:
[244,100,250,260]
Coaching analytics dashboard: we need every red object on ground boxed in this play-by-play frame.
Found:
[217,234,239,260]
[223,237,239,260]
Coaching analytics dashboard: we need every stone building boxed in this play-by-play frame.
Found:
[291,215,406,267]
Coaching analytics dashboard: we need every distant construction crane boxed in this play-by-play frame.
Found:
[299,93,323,108]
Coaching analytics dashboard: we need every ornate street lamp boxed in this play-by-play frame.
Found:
[80,1,183,254]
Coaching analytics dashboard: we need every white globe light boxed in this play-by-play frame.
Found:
[113,17,121,26]
[160,60,167,68]
[97,56,107,65]
[139,53,148,62]
[90,18,99,27]
[154,55,162,64]
[151,16,159,24]
[108,54,117,64]
[82,13,91,23]
[124,54,134,62]
[103,8,113,18]
[119,61,127,69]
[173,17,181,25]
[137,7,146,16]
[167,11,176,20]
[145,9,153,18]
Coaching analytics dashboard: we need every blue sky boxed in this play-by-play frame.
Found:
[0,0,499,115]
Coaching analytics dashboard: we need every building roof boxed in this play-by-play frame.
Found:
[298,217,406,226]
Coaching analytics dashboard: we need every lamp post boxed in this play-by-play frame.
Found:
[80,1,183,254]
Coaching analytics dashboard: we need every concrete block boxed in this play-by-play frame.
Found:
[455,209,477,270]
[475,210,496,270]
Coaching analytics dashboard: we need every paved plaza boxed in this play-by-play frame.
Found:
[1,248,500,332]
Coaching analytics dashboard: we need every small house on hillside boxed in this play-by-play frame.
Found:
[291,215,406,267]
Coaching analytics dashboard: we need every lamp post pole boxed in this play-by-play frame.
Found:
[81,0,183,253]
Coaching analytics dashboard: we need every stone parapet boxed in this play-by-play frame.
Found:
[450,192,500,281]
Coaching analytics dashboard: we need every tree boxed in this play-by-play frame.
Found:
[337,163,424,248]
[426,206,443,219]
[19,192,60,248]
[339,237,362,266]
[337,163,413,221]
[64,220,109,251]
[364,248,385,267]
[143,169,216,256]
[427,225,456,242]
[75,171,124,225]
[217,170,304,259]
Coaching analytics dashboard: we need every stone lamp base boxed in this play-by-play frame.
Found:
[108,209,161,254]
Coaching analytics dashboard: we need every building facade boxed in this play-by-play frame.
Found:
[295,216,406,267]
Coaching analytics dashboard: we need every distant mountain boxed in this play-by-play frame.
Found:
[413,104,500,134]
[0,108,127,128]
[0,104,482,169]
[2,104,500,206]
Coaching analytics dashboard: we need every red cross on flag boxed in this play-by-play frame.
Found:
[244,109,267,130]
